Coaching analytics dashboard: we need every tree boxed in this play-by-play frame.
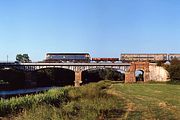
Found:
[168,58,180,81]
[98,68,122,81]
[170,57,180,65]
[16,54,31,63]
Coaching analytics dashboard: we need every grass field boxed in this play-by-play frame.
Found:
[1,81,180,120]
[109,83,180,120]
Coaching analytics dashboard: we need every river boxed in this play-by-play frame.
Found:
[0,87,57,98]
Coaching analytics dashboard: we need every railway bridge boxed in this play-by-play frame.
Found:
[0,62,169,86]
[0,62,130,86]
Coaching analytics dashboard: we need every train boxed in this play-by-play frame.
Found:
[44,53,90,63]
[168,54,180,61]
[121,53,167,62]
[121,53,180,62]
[43,53,180,63]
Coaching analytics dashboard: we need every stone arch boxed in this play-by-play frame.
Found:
[125,62,150,83]
[135,69,144,82]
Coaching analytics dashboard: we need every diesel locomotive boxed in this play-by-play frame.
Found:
[44,53,90,63]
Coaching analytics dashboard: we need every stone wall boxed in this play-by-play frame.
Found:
[149,64,170,82]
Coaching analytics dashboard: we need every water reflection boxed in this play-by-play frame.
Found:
[0,87,57,98]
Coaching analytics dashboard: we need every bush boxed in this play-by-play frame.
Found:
[168,64,180,80]
[168,58,180,81]
[67,80,111,100]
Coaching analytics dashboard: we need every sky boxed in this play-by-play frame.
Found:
[0,0,180,62]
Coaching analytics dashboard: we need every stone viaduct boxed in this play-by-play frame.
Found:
[0,62,169,86]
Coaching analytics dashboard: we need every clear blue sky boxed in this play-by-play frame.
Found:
[0,0,180,61]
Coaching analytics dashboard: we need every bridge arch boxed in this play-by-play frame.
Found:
[81,66,127,72]
[135,69,144,82]
[31,66,76,72]
[81,68,125,84]
[125,62,150,83]
[31,68,75,87]
[0,68,26,89]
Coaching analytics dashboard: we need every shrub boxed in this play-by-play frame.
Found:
[168,64,180,81]
[167,58,180,82]
[67,80,111,100]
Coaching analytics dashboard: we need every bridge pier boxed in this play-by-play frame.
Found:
[74,71,82,87]
[125,72,136,83]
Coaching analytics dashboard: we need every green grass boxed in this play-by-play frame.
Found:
[1,81,180,120]
[109,83,180,120]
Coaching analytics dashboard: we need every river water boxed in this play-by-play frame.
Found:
[0,87,56,98]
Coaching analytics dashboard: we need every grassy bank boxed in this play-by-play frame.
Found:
[1,81,123,120]
[1,81,180,120]
[0,87,68,116]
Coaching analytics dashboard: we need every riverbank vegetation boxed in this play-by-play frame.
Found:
[0,81,180,120]
[1,81,123,119]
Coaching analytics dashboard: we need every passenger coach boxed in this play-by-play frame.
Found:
[121,53,168,62]
[168,54,180,61]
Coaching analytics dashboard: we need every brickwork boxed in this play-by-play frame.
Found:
[125,72,136,83]
[125,62,150,83]
[75,71,82,87]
